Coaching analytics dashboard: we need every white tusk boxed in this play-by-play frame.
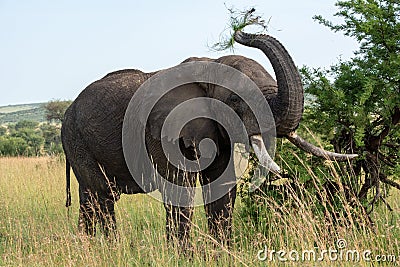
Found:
[286,131,358,161]
[250,135,280,173]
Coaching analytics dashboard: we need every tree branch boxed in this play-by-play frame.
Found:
[380,195,393,212]
[377,151,396,167]
[367,180,380,215]
[366,106,400,151]
[380,176,400,191]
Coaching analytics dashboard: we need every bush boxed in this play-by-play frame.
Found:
[0,136,29,156]
[0,121,63,157]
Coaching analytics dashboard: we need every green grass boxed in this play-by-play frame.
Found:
[0,157,399,266]
[211,7,269,52]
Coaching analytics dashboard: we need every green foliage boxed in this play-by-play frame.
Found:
[15,120,39,131]
[40,123,63,155]
[0,121,62,157]
[0,99,71,157]
[0,126,6,136]
[211,7,269,51]
[303,0,400,206]
[11,128,44,156]
[236,0,399,233]
[313,0,400,127]
[237,130,358,231]
[43,100,72,123]
[0,136,29,156]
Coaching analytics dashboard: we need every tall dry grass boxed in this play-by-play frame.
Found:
[0,157,398,266]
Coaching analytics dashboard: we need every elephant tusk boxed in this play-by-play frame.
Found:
[286,132,358,161]
[250,135,281,173]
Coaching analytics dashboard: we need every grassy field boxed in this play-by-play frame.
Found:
[0,157,399,266]
[0,103,46,125]
[0,104,42,114]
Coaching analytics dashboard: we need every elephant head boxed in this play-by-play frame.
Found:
[178,31,358,172]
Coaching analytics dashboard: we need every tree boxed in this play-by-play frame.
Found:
[0,136,29,156]
[43,100,72,123]
[40,123,63,155]
[15,120,39,131]
[0,123,64,156]
[303,0,400,211]
[0,126,6,136]
[11,128,44,156]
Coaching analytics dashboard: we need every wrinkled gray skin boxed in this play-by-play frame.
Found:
[61,31,355,249]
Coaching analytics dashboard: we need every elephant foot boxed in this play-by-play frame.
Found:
[78,208,97,236]
[98,213,117,240]
[96,199,116,235]
[166,238,194,258]
[78,198,117,238]
[164,204,195,256]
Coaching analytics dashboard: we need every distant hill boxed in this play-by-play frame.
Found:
[0,103,47,124]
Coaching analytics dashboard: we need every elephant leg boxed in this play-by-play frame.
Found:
[78,187,97,236]
[69,143,119,237]
[78,188,117,237]
[164,204,193,247]
[201,151,237,246]
[161,170,196,250]
[97,197,117,238]
[202,187,237,246]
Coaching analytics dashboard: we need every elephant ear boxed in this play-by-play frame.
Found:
[146,83,219,154]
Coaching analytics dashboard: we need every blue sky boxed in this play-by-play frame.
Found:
[0,0,359,106]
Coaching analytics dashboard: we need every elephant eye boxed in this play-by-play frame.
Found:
[229,94,240,103]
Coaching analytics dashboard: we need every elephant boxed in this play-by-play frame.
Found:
[61,30,357,248]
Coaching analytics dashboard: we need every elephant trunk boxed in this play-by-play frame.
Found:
[234,31,303,136]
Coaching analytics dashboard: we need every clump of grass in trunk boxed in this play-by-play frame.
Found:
[211,7,269,51]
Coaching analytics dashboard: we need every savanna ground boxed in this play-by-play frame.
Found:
[0,157,399,266]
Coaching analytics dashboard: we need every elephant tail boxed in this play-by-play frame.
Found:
[65,159,72,207]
